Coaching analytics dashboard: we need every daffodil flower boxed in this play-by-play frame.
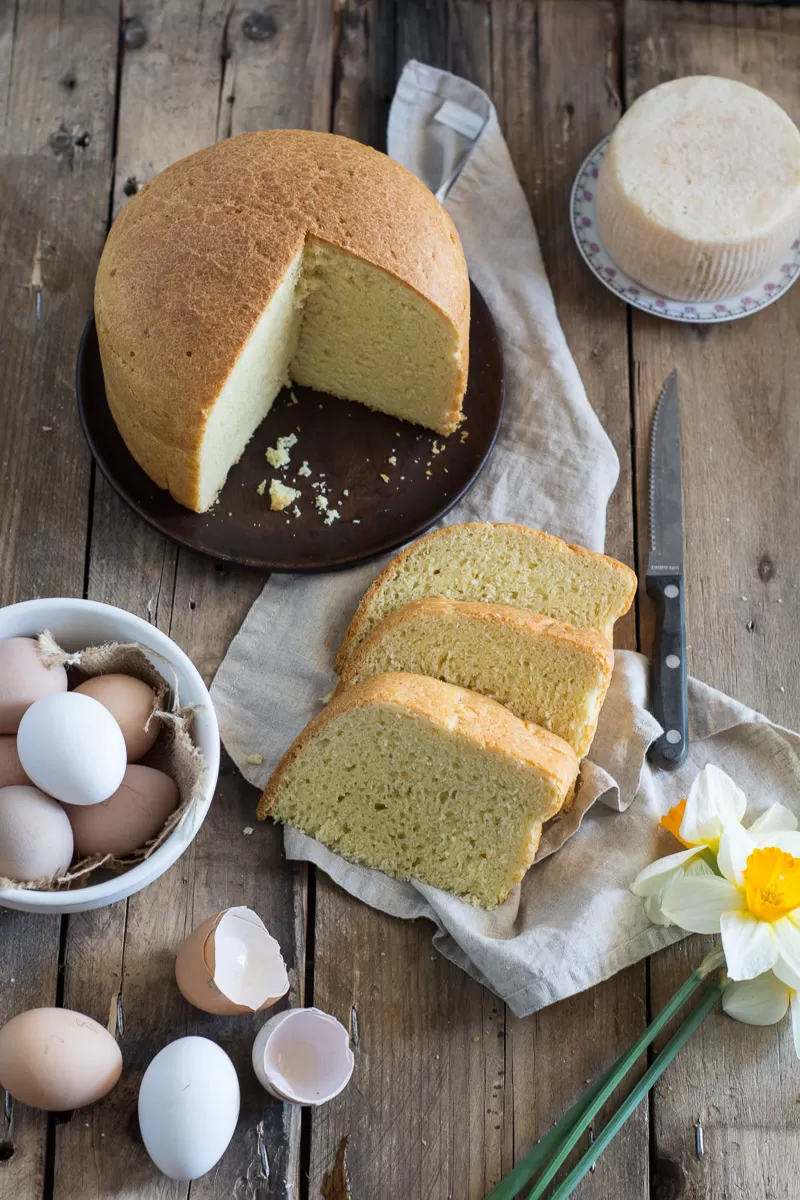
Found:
[722,969,800,1058]
[659,803,800,982]
[631,764,747,925]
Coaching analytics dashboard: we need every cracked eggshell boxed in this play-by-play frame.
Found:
[252,1008,354,1106]
[175,906,290,1016]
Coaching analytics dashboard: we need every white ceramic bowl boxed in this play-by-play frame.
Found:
[0,598,220,914]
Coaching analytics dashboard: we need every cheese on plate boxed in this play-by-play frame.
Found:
[597,76,800,301]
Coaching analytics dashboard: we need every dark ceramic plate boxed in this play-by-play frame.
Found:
[76,282,504,571]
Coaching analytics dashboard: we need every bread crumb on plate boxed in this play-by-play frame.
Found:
[266,433,298,468]
[270,479,301,511]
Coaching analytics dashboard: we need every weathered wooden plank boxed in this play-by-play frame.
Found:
[220,0,334,138]
[53,2,334,1196]
[493,4,647,1197]
[332,0,395,149]
[625,4,800,1197]
[0,2,118,1197]
[111,0,233,217]
[395,0,493,91]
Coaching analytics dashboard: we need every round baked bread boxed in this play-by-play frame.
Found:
[95,130,470,512]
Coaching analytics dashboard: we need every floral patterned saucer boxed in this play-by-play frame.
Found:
[570,137,800,324]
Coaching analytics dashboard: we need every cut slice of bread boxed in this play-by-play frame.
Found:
[337,598,614,758]
[336,523,637,669]
[258,673,579,908]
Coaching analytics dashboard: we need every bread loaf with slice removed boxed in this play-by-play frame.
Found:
[336,598,613,758]
[335,523,636,669]
[258,673,579,908]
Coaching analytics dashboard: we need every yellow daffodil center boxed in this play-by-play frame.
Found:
[743,847,800,922]
[659,799,694,848]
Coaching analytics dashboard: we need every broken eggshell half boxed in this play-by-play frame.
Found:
[252,1007,355,1106]
[175,906,289,1016]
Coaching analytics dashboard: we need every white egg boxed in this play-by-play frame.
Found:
[17,692,127,807]
[138,1037,240,1180]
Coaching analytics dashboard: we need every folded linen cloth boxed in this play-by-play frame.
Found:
[210,61,800,1017]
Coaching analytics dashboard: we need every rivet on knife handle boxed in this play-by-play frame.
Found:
[647,574,688,769]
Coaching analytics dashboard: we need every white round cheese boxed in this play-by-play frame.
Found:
[597,76,800,301]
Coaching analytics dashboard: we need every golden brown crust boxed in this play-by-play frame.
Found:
[257,671,579,822]
[95,130,470,510]
[334,523,637,671]
[337,596,615,695]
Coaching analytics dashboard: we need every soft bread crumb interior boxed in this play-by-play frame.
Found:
[343,525,634,654]
[292,241,462,431]
[341,602,611,758]
[197,237,462,510]
[198,249,304,512]
[269,703,562,908]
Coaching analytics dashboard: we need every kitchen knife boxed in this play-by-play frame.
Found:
[646,368,688,770]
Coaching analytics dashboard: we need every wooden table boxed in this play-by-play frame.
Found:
[2,2,799,1196]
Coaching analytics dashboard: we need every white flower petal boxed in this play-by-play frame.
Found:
[660,875,743,934]
[748,803,798,836]
[773,917,800,986]
[717,823,754,888]
[630,847,702,897]
[721,911,778,981]
[772,955,800,991]
[684,858,716,880]
[791,991,800,1060]
[751,830,800,857]
[680,764,746,845]
[643,892,674,927]
[722,973,791,1026]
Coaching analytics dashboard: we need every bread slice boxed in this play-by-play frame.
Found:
[258,672,579,908]
[336,523,637,669]
[337,598,614,758]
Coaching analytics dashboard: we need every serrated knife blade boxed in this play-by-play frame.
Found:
[646,368,688,770]
[648,369,684,575]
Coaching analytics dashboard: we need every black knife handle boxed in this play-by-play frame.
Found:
[646,574,688,770]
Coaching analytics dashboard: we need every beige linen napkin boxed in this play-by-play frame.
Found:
[210,62,800,1016]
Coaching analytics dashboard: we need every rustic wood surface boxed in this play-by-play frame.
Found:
[0,1,798,1198]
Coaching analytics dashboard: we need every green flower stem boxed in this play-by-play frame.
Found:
[482,1062,619,1200]
[545,976,726,1200]
[524,952,723,1200]
[485,948,724,1200]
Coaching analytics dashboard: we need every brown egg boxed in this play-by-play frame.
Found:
[0,737,30,788]
[0,1007,122,1111]
[175,907,290,1016]
[64,764,179,858]
[0,786,74,882]
[74,674,159,762]
[0,637,68,734]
